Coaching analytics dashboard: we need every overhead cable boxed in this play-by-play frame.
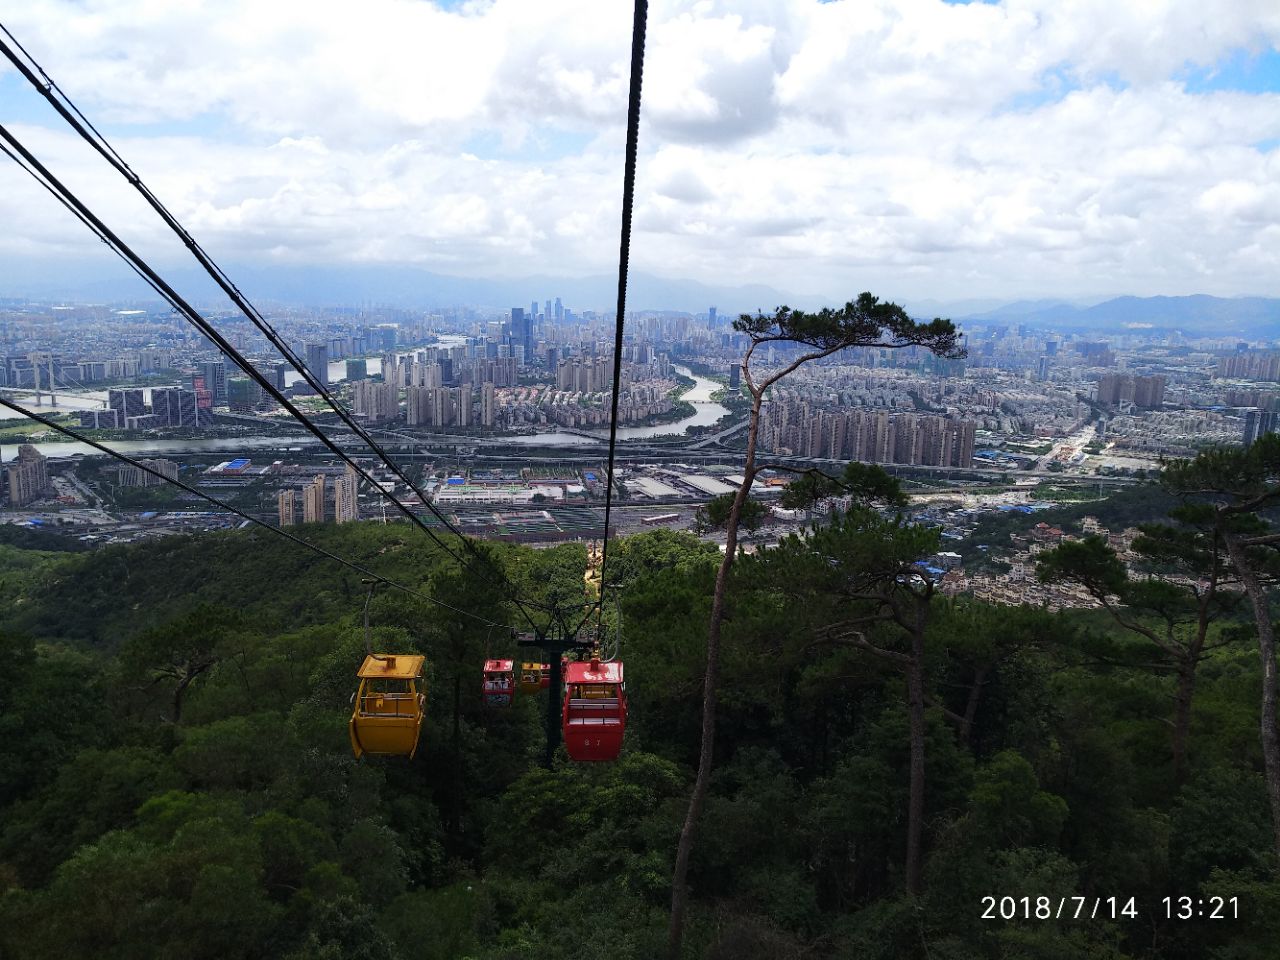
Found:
[573,0,648,639]
[0,124,549,629]
[0,25,549,626]
[0,396,509,627]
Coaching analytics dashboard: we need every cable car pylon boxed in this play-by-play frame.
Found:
[518,622,589,767]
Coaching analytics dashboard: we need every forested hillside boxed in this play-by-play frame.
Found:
[0,490,1277,958]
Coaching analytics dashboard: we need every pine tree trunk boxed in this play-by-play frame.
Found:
[1224,532,1280,860]
[959,662,988,748]
[667,390,762,960]
[904,626,927,897]
[1171,659,1196,787]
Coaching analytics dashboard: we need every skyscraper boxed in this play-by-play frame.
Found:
[454,386,473,427]
[278,489,296,527]
[334,466,359,523]
[196,359,227,406]
[1243,408,1278,446]
[6,444,49,506]
[511,307,534,364]
[303,475,326,523]
[481,381,496,427]
[108,388,145,423]
[152,388,202,428]
[305,342,330,387]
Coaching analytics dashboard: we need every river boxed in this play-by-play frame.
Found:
[2,362,730,460]
[499,366,728,446]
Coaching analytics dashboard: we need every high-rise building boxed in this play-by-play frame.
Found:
[108,388,145,423]
[334,466,359,523]
[151,388,203,428]
[1097,374,1164,409]
[481,382,496,427]
[117,458,179,487]
[302,475,326,523]
[255,361,289,390]
[278,489,296,527]
[346,358,368,381]
[454,386,473,427]
[1133,375,1166,409]
[136,348,169,372]
[78,409,120,429]
[1218,352,1280,382]
[511,307,534,364]
[352,378,399,422]
[709,306,717,327]
[554,297,563,322]
[305,342,330,386]
[6,444,49,506]
[190,375,214,420]
[196,360,227,406]
[226,377,263,412]
[406,385,432,426]
[1243,408,1278,446]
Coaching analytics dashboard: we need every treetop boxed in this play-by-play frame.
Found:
[733,292,965,359]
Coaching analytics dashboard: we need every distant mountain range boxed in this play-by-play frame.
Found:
[949,295,1280,338]
[0,259,832,315]
[2,258,1277,336]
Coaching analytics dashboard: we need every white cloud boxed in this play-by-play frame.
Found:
[1,0,1279,302]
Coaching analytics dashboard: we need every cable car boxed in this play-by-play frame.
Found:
[482,658,516,707]
[562,658,627,761]
[518,661,550,695]
[349,654,426,759]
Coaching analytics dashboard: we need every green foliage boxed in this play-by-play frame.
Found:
[0,504,1271,960]
[969,750,1069,848]
[779,462,907,512]
[694,491,766,534]
[733,294,963,359]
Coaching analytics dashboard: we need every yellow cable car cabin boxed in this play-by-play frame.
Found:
[349,654,426,760]
[518,661,550,695]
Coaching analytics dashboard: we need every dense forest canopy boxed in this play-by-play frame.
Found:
[1,442,1278,959]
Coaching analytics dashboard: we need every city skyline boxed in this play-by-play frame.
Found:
[1,1,1279,305]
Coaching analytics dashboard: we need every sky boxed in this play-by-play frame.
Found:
[1,0,1279,308]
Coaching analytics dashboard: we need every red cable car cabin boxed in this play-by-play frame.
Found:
[482,659,515,707]
[562,658,626,761]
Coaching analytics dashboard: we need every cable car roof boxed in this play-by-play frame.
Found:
[483,658,515,672]
[565,659,623,684]
[357,654,425,679]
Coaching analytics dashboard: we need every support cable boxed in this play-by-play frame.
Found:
[0,396,508,627]
[0,25,550,627]
[0,126,545,629]
[571,0,648,640]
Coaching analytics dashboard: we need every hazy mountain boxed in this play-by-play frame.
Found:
[957,295,1280,337]
[0,258,833,315]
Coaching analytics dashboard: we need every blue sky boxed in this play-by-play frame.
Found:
[1,0,1279,303]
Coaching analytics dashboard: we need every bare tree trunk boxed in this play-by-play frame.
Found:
[1171,659,1196,787]
[452,672,462,839]
[958,662,989,748]
[172,674,191,724]
[1224,531,1280,860]
[667,391,763,960]
[904,622,927,897]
